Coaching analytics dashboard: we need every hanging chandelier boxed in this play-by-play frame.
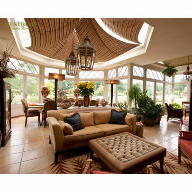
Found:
[65,32,79,76]
[183,56,192,81]
[76,35,96,70]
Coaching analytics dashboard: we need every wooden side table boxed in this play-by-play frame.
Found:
[136,122,144,137]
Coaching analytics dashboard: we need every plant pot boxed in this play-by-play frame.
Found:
[83,96,90,107]
[156,116,162,124]
[144,118,158,126]
[166,73,172,77]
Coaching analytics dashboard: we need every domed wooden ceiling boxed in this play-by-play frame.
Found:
[24,18,144,62]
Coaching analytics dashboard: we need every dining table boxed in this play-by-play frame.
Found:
[28,103,44,109]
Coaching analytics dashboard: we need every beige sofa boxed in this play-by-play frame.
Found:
[47,109,136,162]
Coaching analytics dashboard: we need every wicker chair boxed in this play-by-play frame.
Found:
[42,101,55,127]
[90,100,96,106]
[21,99,40,127]
[68,98,75,102]
[165,103,183,124]
[57,97,64,106]
[74,100,83,106]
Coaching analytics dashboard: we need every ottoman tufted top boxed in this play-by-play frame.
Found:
[96,134,158,163]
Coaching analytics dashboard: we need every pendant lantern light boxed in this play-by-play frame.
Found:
[65,31,79,76]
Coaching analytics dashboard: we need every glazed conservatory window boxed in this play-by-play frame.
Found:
[132,79,143,91]
[175,74,187,83]
[62,70,74,79]
[92,81,104,100]
[174,84,187,105]
[146,81,154,100]
[165,76,172,82]
[6,74,23,104]
[118,66,128,77]
[44,67,59,77]
[133,66,143,77]
[79,71,104,79]
[117,79,127,102]
[108,69,116,78]
[156,83,163,104]
[44,79,55,100]
[8,58,39,74]
[27,76,39,103]
[147,69,163,81]
[165,84,172,104]
[62,81,74,98]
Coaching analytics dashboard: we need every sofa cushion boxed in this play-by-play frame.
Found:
[179,139,192,160]
[95,123,132,136]
[79,112,94,127]
[59,120,73,135]
[59,113,74,121]
[64,113,84,132]
[64,126,104,144]
[109,109,127,125]
[94,110,111,125]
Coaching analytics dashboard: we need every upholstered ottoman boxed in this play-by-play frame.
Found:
[89,132,166,173]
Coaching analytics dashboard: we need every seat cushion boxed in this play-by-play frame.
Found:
[95,123,132,136]
[64,126,104,144]
[27,110,40,116]
[179,139,192,159]
[79,112,94,127]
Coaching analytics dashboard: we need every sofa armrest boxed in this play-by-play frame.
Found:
[179,130,192,141]
[125,113,136,134]
[48,117,65,153]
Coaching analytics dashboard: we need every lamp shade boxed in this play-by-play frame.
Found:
[48,73,65,80]
[105,80,120,84]
[65,51,79,76]
[76,36,96,70]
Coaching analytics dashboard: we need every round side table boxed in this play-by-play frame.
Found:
[136,122,144,137]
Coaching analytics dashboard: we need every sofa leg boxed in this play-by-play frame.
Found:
[90,149,93,159]
[49,136,51,144]
[54,153,59,162]
[160,158,164,172]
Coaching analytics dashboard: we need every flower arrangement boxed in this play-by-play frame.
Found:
[75,82,95,97]
[41,86,50,98]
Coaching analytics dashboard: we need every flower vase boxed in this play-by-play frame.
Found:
[84,96,90,107]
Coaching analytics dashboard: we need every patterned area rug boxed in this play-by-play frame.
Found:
[49,151,192,174]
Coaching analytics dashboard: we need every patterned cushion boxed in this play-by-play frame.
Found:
[96,134,158,163]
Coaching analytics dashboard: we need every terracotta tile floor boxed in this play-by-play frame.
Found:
[0,115,189,174]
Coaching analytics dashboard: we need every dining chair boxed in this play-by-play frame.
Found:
[42,100,55,127]
[74,100,83,106]
[182,101,190,119]
[21,99,41,127]
[57,97,64,106]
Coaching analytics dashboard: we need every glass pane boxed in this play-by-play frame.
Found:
[44,79,55,100]
[133,66,144,77]
[62,70,75,79]
[7,74,23,104]
[174,84,188,105]
[107,84,116,104]
[132,79,143,91]
[27,76,39,103]
[146,81,154,100]
[62,81,74,98]
[165,84,172,104]
[44,67,59,76]
[79,71,104,79]
[92,81,104,100]
[156,83,163,104]
[118,66,128,77]
[108,69,116,78]
[117,79,127,102]
[165,76,172,82]
[147,69,163,80]
[175,74,187,83]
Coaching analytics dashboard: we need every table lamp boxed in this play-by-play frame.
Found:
[48,73,65,109]
[105,80,120,107]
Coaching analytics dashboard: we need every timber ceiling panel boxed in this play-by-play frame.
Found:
[24,18,143,62]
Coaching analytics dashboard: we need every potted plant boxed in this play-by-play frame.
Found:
[162,65,178,77]
[117,101,131,113]
[75,82,95,107]
[137,91,164,126]
[170,102,182,109]
[128,84,141,112]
